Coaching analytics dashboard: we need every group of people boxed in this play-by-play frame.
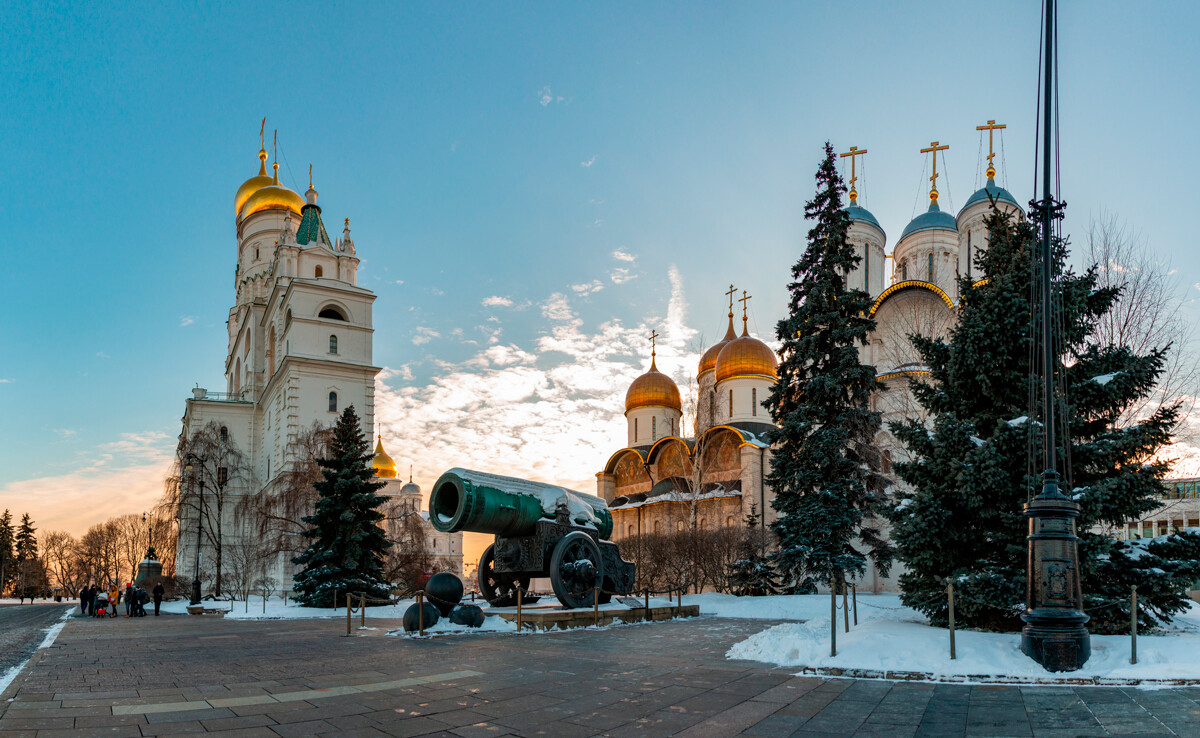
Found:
[78,581,165,618]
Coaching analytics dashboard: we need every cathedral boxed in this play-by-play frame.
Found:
[596,122,1023,593]
[175,128,459,593]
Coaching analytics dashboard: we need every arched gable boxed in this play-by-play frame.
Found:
[870,279,955,316]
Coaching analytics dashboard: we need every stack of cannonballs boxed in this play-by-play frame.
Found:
[403,573,485,632]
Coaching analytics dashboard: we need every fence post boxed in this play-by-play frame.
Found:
[644,589,649,614]
[947,584,956,660]
[516,587,523,633]
[594,587,599,627]
[676,587,682,617]
[830,584,837,657]
[263,590,266,615]
[345,594,351,637]
[843,582,850,633]
[852,584,858,626]
[1131,585,1138,665]
[360,593,366,628]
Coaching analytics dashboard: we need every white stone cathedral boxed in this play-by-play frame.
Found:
[175,132,459,593]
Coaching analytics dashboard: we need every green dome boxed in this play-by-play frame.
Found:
[959,178,1021,216]
[847,204,883,232]
[900,202,958,240]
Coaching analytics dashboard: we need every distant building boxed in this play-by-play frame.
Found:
[1112,477,1200,540]
[371,437,463,577]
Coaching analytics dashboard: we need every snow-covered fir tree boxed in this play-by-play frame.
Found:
[728,505,780,596]
[764,142,892,593]
[887,206,1200,633]
[293,406,392,607]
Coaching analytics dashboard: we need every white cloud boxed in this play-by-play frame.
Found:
[180,316,196,327]
[96,352,110,359]
[0,378,13,384]
[53,428,78,439]
[537,86,565,106]
[394,280,405,286]
[571,281,605,296]
[541,293,575,322]
[412,326,441,345]
[482,296,514,308]
[612,249,636,263]
[430,287,445,296]
[581,155,597,168]
[610,267,637,284]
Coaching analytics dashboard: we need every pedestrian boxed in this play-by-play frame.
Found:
[152,581,164,616]
[79,587,87,615]
[108,584,120,618]
[125,583,134,618]
[84,585,95,616]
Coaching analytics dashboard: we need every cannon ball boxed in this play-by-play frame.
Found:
[425,573,464,616]
[449,604,486,628]
[402,602,440,632]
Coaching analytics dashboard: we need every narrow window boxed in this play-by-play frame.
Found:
[255,248,259,260]
[752,388,757,416]
[219,426,228,443]
[652,416,657,441]
[699,518,707,530]
[217,467,228,487]
[864,245,869,291]
[315,265,323,278]
[726,516,734,527]
[882,450,893,474]
[676,520,685,533]
[328,391,338,412]
[928,252,934,281]
[967,231,972,279]
[901,260,908,281]
[653,520,661,534]
[329,334,338,354]
[634,417,638,440]
[628,524,634,538]
[285,309,292,329]
[729,389,734,415]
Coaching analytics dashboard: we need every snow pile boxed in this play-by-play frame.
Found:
[160,595,498,621]
[684,592,908,621]
[723,593,1200,682]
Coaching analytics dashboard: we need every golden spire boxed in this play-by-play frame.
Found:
[840,146,868,205]
[976,119,1007,181]
[649,329,659,370]
[920,141,950,205]
[308,163,313,191]
[739,290,752,335]
[257,118,268,175]
[272,130,279,184]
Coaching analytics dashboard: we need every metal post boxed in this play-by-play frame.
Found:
[830,585,837,657]
[345,594,351,637]
[948,584,956,660]
[516,587,522,633]
[418,591,425,636]
[852,584,858,626]
[594,587,599,627]
[191,474,205,606]
[361,593,365,628]
[843,583,850,633]
[1131,586,1138,665]
[676,587,682,617]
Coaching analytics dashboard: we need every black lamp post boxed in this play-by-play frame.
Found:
[185,454,206,606]
[1020,0,1090,671]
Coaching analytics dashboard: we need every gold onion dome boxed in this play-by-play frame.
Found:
[625,355,682,413]
[715,323,778,383]
[373,436,397,479]
[234,148,275,216]
[698,312,739,377]
[241,181,306,220]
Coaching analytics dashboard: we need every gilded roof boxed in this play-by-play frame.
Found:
[625,357,682,413]
[698,314,739,377]
[715,326,778,383]
[235,149,274,216]
[373,436,397,478]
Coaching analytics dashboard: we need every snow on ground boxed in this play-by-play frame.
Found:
[0,608,70,696]
[722,593,1200,683]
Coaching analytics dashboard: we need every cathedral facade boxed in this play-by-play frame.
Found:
[175,132,459,593]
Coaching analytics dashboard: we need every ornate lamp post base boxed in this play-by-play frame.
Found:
[1020,491,1090,672]
[190,578,202,606]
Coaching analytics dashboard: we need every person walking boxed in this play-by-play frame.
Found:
[79,587,87,615]
[152,582,164,616]
[108,585,120,618]
[124,583,134,618]
[84,585,95,616]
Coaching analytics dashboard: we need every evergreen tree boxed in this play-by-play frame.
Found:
[293,406,392,607]
[764,142,892,594]
[887,207,1199,633]
[14,514,41,599]
[0,510,14,595]
[727,505,780,596]
[15,513,37,561]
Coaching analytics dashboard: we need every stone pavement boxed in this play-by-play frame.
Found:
[2,609,1199,737]
[0,604,71,682]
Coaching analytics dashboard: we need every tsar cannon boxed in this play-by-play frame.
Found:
[429,468,636,609]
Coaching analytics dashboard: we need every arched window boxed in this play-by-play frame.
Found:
[653,520,661,534]
[328,391,338,413]
[699,518,707,530]
[628,524,635,538]
[726,515,735,527]
[729,389,734,415]
[267,326,276,373]
[864,244,870,290]
[219,426,228,443]
[676,520,685,533]
[634,417,638,441]
[901,260,908,281]
[315,265,323,278]
[318,306,347,321]
[329,335,338,354]
[928,252,934,281]
[966,231,972,278]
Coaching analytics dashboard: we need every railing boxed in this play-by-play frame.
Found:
[190,389,252,403]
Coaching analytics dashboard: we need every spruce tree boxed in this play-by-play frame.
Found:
[0,510,14,595]
[727,505,780,596]
[887,207,1200,633]
[15,514,37,561]
[764,142,892,594]
[293,406,392,607]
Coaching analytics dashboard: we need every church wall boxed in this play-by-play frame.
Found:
[847,222,887,297]
[717,376,773,425]
[892,229,959,297]
[696,371,717,435]
[625,406,682,447]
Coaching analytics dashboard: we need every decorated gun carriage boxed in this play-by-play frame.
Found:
[428,468,636,608]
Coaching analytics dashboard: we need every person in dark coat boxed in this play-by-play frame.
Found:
[83,585,95,616]
[79,587,87,615]
[152,582,165,616]
[124,583,134,617]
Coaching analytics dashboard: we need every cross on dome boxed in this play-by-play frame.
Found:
[840,146,867,205]
[738,290,752,334]
[920,141,950,204]
[976,119,1007,180]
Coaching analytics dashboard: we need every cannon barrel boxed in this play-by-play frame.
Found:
[429,468,614,539]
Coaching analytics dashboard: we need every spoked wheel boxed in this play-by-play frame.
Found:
[478,544,529,607]
[550,532,604,609]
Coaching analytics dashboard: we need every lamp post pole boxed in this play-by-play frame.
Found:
[1019,0,1090,672]
[186,454,206,606]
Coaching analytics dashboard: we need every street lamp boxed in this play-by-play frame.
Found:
[184,453,206,606]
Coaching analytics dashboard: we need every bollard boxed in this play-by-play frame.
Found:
[644,589,649,614]
[843,583,849,633]
[948,584,956,660]
[852,584,857,626]
[1131,585,1138,665]
[346,594,351,637]
[516,587,523,633]
[263,590,267,615]
[360,593,365,628]
[594,587,599,627]
[676,587,682,617]
[830,585,837,657]
[417,591,425,636]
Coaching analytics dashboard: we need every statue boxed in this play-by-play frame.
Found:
[429,468,635,609]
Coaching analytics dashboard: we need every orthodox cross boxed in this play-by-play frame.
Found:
[725,284,737,316]
[272,130,279,182]
[739,290,752,332]
[308,163,313,190]
[840,146,867,205]
[920,141,950,204]
[976,119,1006,179]
[649,329,660,368]
[259,118,266,150]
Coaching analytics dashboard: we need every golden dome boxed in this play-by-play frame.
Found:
[625,356,682,413]
[698,313,739,377]
[373,436,397,479]
[235,148,274,216]
[241,182,305,220]
[715,324,778,383]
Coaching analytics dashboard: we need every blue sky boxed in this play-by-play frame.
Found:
[2,1,1198,534]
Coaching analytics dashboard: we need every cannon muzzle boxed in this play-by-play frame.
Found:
[429,468,614,539]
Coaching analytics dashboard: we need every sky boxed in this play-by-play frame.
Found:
[2,1,1199,537]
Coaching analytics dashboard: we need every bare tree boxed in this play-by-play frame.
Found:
[240,422,328,564]
[41,531,84,596]
[225,534,270,604]
[1085,212,1200,428]
[382,501,434,596]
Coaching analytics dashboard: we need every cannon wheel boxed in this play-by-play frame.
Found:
[550,532,604,609]
[478,544,530,607]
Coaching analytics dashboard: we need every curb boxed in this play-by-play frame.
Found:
[793,665,1200,687]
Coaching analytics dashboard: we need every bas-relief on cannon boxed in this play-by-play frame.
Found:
[429,468,636,609]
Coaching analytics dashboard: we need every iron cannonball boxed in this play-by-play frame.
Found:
[449,604,485,628]
[425,572,464,616]
[402,602,440,632]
